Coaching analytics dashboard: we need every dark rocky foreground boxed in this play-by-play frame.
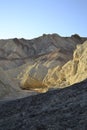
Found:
[0,80,87,130]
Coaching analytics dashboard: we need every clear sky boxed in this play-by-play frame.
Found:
[0,0,87,39]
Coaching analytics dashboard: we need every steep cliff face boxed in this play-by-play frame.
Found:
[44,41,87,88]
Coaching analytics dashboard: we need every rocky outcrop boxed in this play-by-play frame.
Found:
[44,41,87,88]
[0,79,87,130]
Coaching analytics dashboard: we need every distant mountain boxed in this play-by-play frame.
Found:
[0,34,86,70]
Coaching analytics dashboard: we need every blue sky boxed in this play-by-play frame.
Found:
[0,0,87,39]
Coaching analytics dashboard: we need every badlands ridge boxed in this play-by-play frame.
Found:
[0,33,87,99]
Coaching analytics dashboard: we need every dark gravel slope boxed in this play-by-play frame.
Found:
[0,79,87,130]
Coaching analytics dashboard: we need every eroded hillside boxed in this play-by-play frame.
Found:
[0,33,87,99]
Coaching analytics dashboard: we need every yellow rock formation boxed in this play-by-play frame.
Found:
[19,63,48,92]
[44,41,87,88]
